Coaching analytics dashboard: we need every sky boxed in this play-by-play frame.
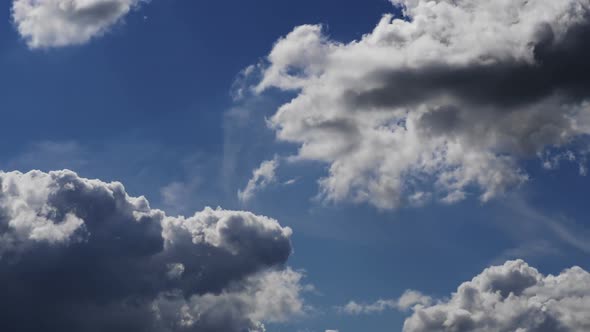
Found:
[1,0,590,331]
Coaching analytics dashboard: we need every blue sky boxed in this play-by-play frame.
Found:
[1,1,590,332]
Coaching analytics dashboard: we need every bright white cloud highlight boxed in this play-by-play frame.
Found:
[403,260,590,332]
[12,0,145,48]
[238,158,279,203]
[341,290,432,315]
[253,0,590,209]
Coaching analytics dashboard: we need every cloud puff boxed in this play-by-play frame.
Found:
[238,157,279,203]
[12,0,144,48]
[403,260,590,332]
[342,290,432,315]
[154,268,307,332]
[0,170,305,331]
[253,0,590,209]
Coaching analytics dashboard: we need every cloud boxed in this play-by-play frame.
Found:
[12,0,145,48]
[252,0,590,209]
[403,260,590,332]
[0,169,306,331]
[284,178,299,186]
[154,268,307,332]
[341,290,432,315]
[160,178,201,215]
[238,157,279,203]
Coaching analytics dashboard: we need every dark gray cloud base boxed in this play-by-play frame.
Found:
[0,170,303,332]
[348,19,590,112]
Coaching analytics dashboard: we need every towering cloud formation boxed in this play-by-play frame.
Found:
[403,260,590,332]
[0,170,305,331]
[254,0,590,209]
[12,0,144,48]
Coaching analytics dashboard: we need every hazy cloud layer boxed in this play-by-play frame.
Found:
[0,170,305,331]
[12,0,144,48]
[403,260,590,332]
[253,0,590,209]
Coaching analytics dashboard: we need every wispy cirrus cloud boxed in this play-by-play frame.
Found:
[339,290,432,315]
[238,157,280,203]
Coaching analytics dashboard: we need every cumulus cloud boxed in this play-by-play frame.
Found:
[238,157,279,203]
[0,170,306,331]
[403,260,590,332]
[154,268,307,332]
[342,290,432,315]
[252,0,590,209]
[12,0,145,48]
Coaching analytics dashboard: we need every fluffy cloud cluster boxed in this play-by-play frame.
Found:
[12,0,144,48]
[403,260,590,332]
[253,0,590,209]
[0,170,305,331]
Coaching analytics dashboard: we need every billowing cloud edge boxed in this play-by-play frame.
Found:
[402,259,590,332]
[246,0,590,209]
[0,169,308,331]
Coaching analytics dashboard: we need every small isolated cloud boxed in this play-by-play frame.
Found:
[252,0,590,209]
[284,177,299,186]
[341,290,432,315]
[403,260,590,332]
[0,169,307,331]
[12,0,146,48]
[238,157,279,203]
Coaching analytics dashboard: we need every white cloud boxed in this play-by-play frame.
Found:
[403,260,590,332]
[284,178,299,185]
[341,290,432,315]
[238,157,279,203]
[160,177,201,215]
[397,290,434,311]
[252,0,590,209]
[12,0,145,48]
[154,268,308,331]
[0,169,305,331]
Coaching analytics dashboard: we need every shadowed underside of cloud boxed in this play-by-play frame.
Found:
[0,170,306,332]
[403,260,590,332]
[252,0,590,209]
[12,0,145,48]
